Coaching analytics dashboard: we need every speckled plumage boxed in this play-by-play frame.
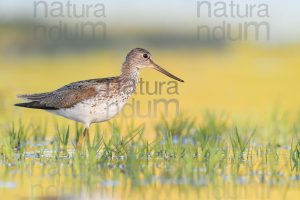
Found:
[15,48,184,128]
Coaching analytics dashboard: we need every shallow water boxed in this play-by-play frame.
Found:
[1,139,300,200]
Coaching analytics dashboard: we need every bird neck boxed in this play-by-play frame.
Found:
[120,62,139,81]
[120,62,140,93]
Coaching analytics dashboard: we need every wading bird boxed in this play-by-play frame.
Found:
[15,48,184,148]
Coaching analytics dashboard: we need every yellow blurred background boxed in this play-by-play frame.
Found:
[1,43,300,125]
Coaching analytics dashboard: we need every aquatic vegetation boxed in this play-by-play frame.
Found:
[0,113,299,199]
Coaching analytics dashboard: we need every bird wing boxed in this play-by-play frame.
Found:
[16,79,104,109]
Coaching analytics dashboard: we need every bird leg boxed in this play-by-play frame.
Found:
[83,127,91,147]
[76,127,90,150]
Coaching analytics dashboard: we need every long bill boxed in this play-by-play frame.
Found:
[151,61,184,82]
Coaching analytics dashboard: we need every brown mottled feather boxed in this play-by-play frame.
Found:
[17,77,118,109]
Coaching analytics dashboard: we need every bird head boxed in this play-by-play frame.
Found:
[124,48,184,82]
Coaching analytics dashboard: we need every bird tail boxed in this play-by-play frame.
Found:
[14,101,57,110]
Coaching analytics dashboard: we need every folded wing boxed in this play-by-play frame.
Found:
[15,81,98,110]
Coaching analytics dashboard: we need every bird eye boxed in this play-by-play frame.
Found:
[143,54,148,58]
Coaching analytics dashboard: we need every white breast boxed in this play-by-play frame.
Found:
[47,96,128,127]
